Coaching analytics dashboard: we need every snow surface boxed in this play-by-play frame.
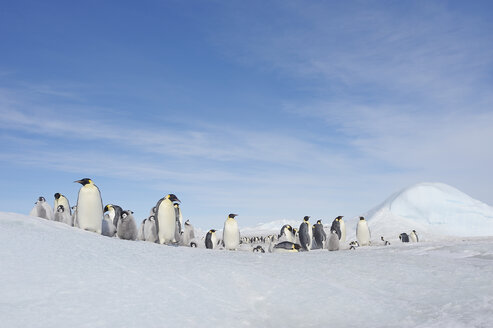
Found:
[1,212,493,327]
[345,182,493,242]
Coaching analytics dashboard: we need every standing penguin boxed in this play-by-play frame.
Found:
[279,225,294,243]
[299,216,312,251]
[399,233,410,243]
[410,230,419,242]
[328,229,340,251]
[312,219,327,249]
[54,205,73,226]
[205,229,218,249]
[137,218,147,240]
[75,178,103,234]
[173,203,182,244]
[223,214,240,250]
[331,216,342,240]
[116,210,138,240]
[71,206,78,227]
[181,220,195,246]
[339,216,346,243]
[356,216,371,246]
[29,197,54,220]
[144,216,158,243]
[54,193,71,216]
[102,212,117,237]
[155,194,181,244]
[103,204,123,229]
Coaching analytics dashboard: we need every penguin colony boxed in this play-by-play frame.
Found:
[28,178,421,252]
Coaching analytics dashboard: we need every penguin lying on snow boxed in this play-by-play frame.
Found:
[349,241,359,250]
[272,241,301,253]
[253,245,265,253]
[380,236,390,246]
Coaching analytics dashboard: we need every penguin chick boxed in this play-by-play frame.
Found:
[116,210,138,240]
[54,205,73,226]
[327,229,340,251]
[29,196,54,220]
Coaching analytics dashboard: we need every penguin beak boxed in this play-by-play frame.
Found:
[74,180,82,184]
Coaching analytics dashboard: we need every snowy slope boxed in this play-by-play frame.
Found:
[345,182,493,241]
[1,212,493,328]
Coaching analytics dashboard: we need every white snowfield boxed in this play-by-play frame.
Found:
[1,212,493,328]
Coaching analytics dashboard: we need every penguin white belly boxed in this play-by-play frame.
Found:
[357,221,370,246]
[77,186,103,234]
[340,221,346,242]
[223,219,240,250]
[157,201,176,244]
[57,197,71,215]
[410,232,418,243]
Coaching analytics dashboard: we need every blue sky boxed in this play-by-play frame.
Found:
[1,0,492,229]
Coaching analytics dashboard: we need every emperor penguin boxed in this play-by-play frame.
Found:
[205,229,218,249]
[102,212,117,237]
[279,225,294,243]
[299,216,312,251]
[380,236,390,246]
[117,210,138,240]
[103,204,123,229]
[328,229,340,251]
[181,220,195,246]
[399,233,410,243]
[71,206,78,227]
[29,196,54,220]
[54,193,71,215]
[155,194,180,244]
[137,218,146,240]
[356,216,371,246]
[339,216,346,242]
[144,216,158,243]
[54,205,73,226]
[312,219,327,249]
[75,178,103,234]
[272,241,301,253]
[410,230,419,242]
[173,203,182,244]
[330,216,342,240]
[223,213,240,250]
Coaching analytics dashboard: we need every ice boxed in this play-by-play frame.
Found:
[1,211,492,327]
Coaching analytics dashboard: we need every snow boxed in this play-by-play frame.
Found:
[346,182,493,242]
[1,211,493,327]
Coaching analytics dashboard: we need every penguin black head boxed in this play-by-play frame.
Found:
[54,193,61,200]
[152,206,156,213]
[38,196,46,202]
[190,242,197,248]
[57,205,65,212]
[303,216,310,221]
[228,213,238,219]
[316,219,322,224]
[185,220,190,226]
[149,215,155,221]
[336,216,344,220]
[173,203,180,208]
[381,236,384,241]
[167,194,180,203]
[103,204,111,212]
[359,217,365,221]
[209,229,216,233]
[74,178,92,186]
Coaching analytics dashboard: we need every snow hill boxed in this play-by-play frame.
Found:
[1,212,493,327]
[345,182,493,241]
